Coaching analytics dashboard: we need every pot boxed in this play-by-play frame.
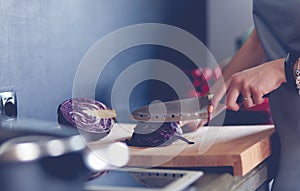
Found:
[0,122,129,191]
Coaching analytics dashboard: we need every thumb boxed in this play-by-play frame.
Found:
[211,79,228,107]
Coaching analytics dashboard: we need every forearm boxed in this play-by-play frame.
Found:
[222,29,266,81]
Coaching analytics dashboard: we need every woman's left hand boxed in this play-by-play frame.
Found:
[222,58,286,111]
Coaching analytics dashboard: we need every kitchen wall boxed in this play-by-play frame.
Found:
[207,0,253,62]
[0,0,206,123]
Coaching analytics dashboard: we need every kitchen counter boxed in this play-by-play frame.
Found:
[189,161,270,191]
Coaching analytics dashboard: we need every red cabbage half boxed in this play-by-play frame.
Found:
[57,98,114,141]
[125,122,194,147]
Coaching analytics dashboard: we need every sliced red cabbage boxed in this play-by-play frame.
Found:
[57,98,114,133]
[125,122,194,147]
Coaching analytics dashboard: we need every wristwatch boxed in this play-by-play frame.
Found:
[295,58,300,95]
[284,51,300,94]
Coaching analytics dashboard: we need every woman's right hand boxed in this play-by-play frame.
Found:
[211,59,286,111]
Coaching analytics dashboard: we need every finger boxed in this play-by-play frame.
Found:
[241,89,255,108]
[211,79,227,107]
[251,88,264,105]
[242,96,255,108]
[225,81,240,111]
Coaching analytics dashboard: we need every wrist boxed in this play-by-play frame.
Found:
[275,58,286,84]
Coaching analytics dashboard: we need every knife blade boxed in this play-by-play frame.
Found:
[130,94,214,122]
[130,92,270,123]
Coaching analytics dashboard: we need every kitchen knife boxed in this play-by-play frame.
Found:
[130,93,270,123]
[130,94,214,122]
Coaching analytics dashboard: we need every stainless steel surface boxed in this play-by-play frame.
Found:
[131,94,213,122]
[191,162,269,191]
[0,122,130,191]
[0,132,129,171]
[0,135,85,163]
[85,142,129,171]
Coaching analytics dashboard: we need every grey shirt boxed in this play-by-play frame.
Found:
[253,0,300,190]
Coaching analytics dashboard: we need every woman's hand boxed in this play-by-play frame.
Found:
[212,58,286,111]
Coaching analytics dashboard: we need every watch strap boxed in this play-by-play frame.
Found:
[284,51,299,92]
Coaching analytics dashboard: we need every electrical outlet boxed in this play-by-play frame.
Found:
[0,90,17,121]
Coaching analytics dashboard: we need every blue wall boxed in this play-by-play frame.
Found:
[0,0,206,123]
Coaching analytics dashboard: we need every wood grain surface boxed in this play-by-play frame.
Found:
[90,123,274,176]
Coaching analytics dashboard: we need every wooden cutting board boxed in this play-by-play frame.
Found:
[90,123,274,176]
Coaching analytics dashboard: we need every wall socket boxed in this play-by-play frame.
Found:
[0,90,17,121]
